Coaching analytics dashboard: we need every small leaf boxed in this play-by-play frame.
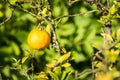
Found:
[46,24,51,34]
[96,72,113,80]
[2,66,10,77]
[106,49,119,63]
[48,71,59,80]
[0,11,3,17]
[97,20,105,24]
[62,62,71,68]
[46,63,55,68]
[65,71,74,80]
[34,72,48,79]
[11,42,20,56]
[62,48,67,53]
[21,56,28,64]
[58,52,71,63]
[83,43,93,58]
[9,0,17,4]
[42,8,48,17]
[109,5,116,14]
[95,61,104,68]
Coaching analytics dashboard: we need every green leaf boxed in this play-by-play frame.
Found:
[109,5,116,14]
[91,37,103,49]
[74,16,90,27]
[11,42,20,56]
[83,43,93,58]
[9,0,17,5]
[53,5,61,17]
[57,23,75,36]
[65,71,74,80]
[0,46,12,54]
[60,6,69,23]
[97,20,105,24]
[84,27,96,42]
[48,71,59,80]
[74,28,85,43]
[2,66,10,77]
[14,31,28,43]
[72,51,86,63]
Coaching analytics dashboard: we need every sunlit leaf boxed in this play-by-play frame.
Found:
[61,62,71,68]
[0,11,3,17]
[109,5,116,14]
[9,0,17,4]
[95,72,113,80]
[106,49,119,63]
[46,24,51,34]
[58,52,71,63]
[46,63,55,68]
[97,20,105,24]
[21,56,28,64]
[94,61,104,68]
[34,72,48,79]
[41,8,48,17]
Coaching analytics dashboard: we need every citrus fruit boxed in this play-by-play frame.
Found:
[27,28,50,50]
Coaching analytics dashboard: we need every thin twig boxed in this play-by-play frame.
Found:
[78,69,92,77]
[85,0,109,12]
[0,8,14,26]
[91,49,102,80]
[78,68,101,79]
[54,10,98,20]
[10,67,31,80]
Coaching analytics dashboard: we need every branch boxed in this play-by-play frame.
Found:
[0,7,14,26]
[85,0,109,13]
[48,0,64,55]
[91,49,102,80]
[54,10,98,20]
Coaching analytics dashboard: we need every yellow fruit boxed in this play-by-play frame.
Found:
[27,28,50,50]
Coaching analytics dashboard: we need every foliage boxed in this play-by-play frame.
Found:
[0,0,120,80]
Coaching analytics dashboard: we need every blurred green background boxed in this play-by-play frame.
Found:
[0,0,119,80]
